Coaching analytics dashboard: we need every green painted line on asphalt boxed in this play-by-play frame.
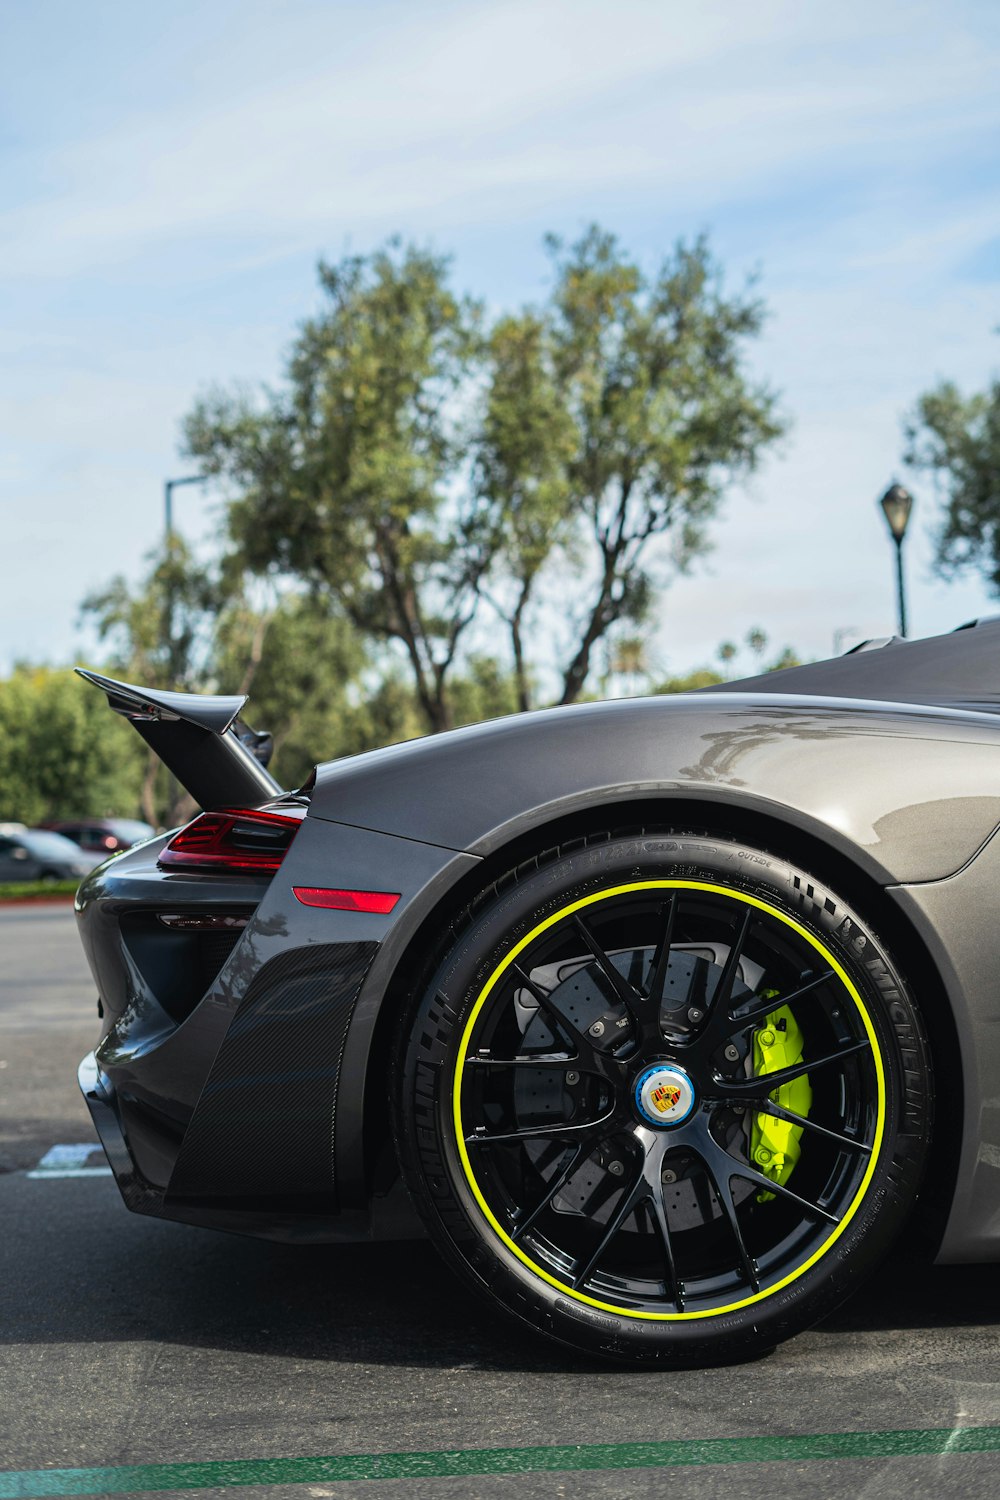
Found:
[3,1426,1000,1498]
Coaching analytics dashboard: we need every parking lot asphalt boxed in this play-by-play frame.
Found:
[2,904,1000,1499]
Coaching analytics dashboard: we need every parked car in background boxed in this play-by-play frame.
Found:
[0,824,105,883]
[39,817,155,855]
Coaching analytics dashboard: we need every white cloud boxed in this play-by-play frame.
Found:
[1,0,997,278]
[1,0,998,675]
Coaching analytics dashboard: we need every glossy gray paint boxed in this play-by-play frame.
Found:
[310,693,1000,884]
[890,833,1000,1264]
[74,682,1000,1262]
[310,690,1000,1259]
[75,815,474,1236]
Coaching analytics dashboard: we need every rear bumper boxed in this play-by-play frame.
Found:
[77,1051,421,1243]
[79,1052,164,1215]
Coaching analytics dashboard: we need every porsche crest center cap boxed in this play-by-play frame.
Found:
[634,1064,696,1128]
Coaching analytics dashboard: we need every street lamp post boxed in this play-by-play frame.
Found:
[878,483,914,638]
[162,474,208,683]
[164,473,207,543]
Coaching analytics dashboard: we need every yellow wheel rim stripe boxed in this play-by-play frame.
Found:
[451,880,887,1322]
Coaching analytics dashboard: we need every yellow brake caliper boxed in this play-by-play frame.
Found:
[749,1000,812,1201]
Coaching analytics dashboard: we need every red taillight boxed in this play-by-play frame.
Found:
[158,806,304,874]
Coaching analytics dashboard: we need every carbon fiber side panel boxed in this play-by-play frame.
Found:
[166,941,377,1204]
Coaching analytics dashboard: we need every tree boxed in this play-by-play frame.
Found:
[0,666,145,824]
[747,626,767,660]
[81,538,221,824]
[905,373,1000,590]
[654,634,803,695]
[81,534,219,690]
[476,312,577,710]
[212,591,418,790]
[717,640,738,676]
[185,244,492,733]
[657,665,724,693]
[183,229,785,725]
[81,542,397,815]
[538,228,786,704]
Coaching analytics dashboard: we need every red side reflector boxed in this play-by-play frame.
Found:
[293,886,401,914]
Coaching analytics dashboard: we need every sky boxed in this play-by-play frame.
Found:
[1,0,999,682]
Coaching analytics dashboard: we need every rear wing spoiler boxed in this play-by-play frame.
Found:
[76,668,283,811]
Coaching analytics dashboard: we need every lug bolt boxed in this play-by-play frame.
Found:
[754,1146,772,1165]
[732,1104,745,1116]
[565,1071,580,1086]
[661,1168,677,1184]
[688,1007,704,1023]
[608,1160,624,1177]
[724,1044,740,1063]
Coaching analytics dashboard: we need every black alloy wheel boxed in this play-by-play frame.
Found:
[394,832,932,1365]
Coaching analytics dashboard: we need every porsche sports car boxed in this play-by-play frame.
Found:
[72,621,1000,1365]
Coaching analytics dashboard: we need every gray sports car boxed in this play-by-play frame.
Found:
[72,621,1000,1365]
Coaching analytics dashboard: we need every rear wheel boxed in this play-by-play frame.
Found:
[393,832,932,1364]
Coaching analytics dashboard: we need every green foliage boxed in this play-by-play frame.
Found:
[655,633,803,694]
[747,627,767,658]
[477,311,578,709]
[0,880,78,902]
[186,243,490,732]
[905,374,1000,590]
[183,228,785,726]
[449,655,522,726]
[538,228,786,704]
[767,647,802,672]
[80,538,225,824]
[657,666,725,693]
[81,534,219,687]
[213,592,418,789]
[0,666,145,824]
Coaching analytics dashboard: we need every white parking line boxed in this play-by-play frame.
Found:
[26,1143,113,1179]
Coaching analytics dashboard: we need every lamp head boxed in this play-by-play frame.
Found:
[879,483,914,542]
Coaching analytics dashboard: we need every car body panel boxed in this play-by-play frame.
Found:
[69,631,1000,1265]
[890,831,1000,1263]
[310,693,1000,885]
[76,815,476,1236]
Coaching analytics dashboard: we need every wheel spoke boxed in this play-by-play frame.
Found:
[725,969,835,1035]
[511,962,601,1064]
[756,1097,872,1155]
[726,1153,841,1225]
[511,1143,587,1243]
[717,1037,872,1099]
[646,1182,685,1309]
[571,1171,647,1289]
[572,915,644,1019]
[465,1105,616,1146]
[466,1051,580,1070]
[645,896,677,1006]
[710,906,753,1016]
[695,1143,759,1293]
[697,907,755,1049]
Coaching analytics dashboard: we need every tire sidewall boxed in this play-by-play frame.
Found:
[395,832,930,1364]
